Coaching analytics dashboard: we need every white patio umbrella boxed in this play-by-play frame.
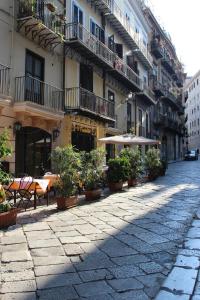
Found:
[99,134,160,145]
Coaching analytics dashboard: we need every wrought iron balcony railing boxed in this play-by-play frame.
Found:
[0,64,10,96]
[91,0,153,68]
[65,87,115,121]
[151,39,164,59]
[65,23,142,91]
[15,75,64,112]
[17,0,64,49]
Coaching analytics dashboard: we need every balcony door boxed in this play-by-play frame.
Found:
[73,4,83,39]
[25,50,44,105]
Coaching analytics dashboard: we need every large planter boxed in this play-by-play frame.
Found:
[128,178,137,187]
[85,189,101,201]
[56,196,78,210]
[109,181,123,193]
[0,208,19,229]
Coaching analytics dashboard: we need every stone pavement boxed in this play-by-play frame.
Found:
[1,160,200,300]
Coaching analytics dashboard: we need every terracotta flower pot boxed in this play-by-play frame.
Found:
[85,189,101,201]
[128,178,137,187]
[0,208,19,229]
[109,181,123,193]
[56,196,78,210]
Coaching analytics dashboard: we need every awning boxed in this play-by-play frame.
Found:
[99,134,160,145]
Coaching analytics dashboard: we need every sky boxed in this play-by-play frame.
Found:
[148,0,200,77]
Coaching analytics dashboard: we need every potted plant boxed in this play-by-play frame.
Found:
[120,147,143,187]
[81,148,105,201]
[0,130,18,228]
[159,159,168,176]
[144,148,161,181]
[46,3,56,13]
[51,145,82,210]
[107,156,130,192]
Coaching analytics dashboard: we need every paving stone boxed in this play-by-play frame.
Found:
[2,250,32,262]
[99,238,137,257]
[2,270,35,282]
[37,286,79,300]
[64,244,85,256]
[112,289,149,300]
[1,235,26,245]
[175,255,199,269]
[75,224,102,235]
[25,230,55,240]
[162,267,197,294]
[193,295,200,300]
[59,236,91,244]
[23,222,50,231]
[28,238,61,249]
[139,261,163,274]
[1,261,34,272]
[36,273,82,289]
[111,254,150,266]
[108,278,144,292]
[155,290,190,300]
[0,293,36,300]
[1,243,28,252]
[137,273,165,287]
[78,269,113,282]
[75,281,114,297]
[31,246,65,257]
[35,264,75,276]
[1,280,36,293]
[194,281,200,294]
[192,220,200,227]
[33,256,70,266]
[55,230,81,238]
[185,239,200,250]
[109,265,145,278]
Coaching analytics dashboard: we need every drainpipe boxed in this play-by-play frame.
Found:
[62,0,66,111]
[134,93,137,135]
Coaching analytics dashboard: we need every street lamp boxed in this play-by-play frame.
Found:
[13,121,22,135]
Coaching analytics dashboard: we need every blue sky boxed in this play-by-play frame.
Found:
[149,0,200,77]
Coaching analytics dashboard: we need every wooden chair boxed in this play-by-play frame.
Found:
[17,176,33,210]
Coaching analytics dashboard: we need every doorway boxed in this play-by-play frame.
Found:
[15,127,51,177]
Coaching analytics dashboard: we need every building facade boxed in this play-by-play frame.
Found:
[144,5,186,161]
[184,71,200,151]
[0,0,185,176]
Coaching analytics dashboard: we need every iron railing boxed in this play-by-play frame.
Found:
[65,87,115,120]
[15,75,64,112]
[65,22,141,90]
[142,83,156,102]
[18,0,65,36]
[65,22,115,68]
[0,64,10,96]
[100,0,153,66]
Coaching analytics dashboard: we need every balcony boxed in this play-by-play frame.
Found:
[137,83,156,104]
[153,113,165,126]
[65,23,142,92]
[17,0,64,51]
[65,87,115,122]
[0,64,11,109]
[14,75,64,121]
[161,55,175,75]
[89,0,153,69]
[151,39,164,59]
[153,81,166,97]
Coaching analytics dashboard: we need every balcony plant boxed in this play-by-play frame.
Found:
[120,147,143,187]
[46,3,56,13]
[51,145,82,210]
[144,148,161,181]
[107,156,130,192]
[81,148,105,201]
[0,130,18,228]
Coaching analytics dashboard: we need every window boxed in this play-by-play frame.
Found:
[127,103,132,132]
[73,4,83,25]
[198,119,200,125]
[80,64,93,92]
[197,79,199,85]
[108,90,115,102]
[90,20,105,43]
[146,113,149,136]
[108,35,115,52]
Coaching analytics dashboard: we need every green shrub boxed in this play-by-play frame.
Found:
[144,148,161,179]
[107,157,130,183]
[81,148,105,191]
[51,145,82,197]
[0,201,11,213]
[120,147,143,180]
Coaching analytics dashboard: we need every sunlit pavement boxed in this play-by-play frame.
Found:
[1,160,200,300]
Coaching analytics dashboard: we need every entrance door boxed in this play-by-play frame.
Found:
[25,50,44,105]
[72,131,95,152]
[15,127,51,177]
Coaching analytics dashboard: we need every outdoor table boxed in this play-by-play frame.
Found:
[8,178,50,209]
[43,174,59,189]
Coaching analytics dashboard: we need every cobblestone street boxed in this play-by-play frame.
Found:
[1,160,200,300]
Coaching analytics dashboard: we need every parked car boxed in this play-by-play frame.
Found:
[184,150,199,161]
